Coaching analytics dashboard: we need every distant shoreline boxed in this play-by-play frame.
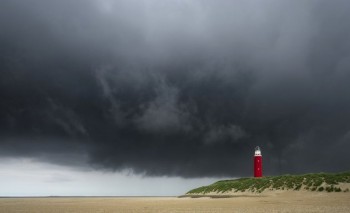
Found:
[0,196,177,198]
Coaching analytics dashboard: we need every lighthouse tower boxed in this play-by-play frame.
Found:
[254,146,263,177]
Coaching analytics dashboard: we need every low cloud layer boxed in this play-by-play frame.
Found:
[1,0,350,177]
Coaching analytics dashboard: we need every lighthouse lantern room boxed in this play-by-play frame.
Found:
[254,146,263,178]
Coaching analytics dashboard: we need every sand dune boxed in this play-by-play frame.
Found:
[0,191,349,213]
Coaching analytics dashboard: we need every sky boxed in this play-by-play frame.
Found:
[1,0,350,196]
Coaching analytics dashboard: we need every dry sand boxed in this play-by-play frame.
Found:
[0,191,349,213]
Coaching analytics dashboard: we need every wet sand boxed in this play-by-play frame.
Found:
[0,192,349,213]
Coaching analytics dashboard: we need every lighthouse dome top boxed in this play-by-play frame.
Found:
[254,146,262,156]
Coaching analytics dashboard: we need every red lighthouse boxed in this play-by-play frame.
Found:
[254,146,262,177]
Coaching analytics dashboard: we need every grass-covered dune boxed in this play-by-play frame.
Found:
[187,172,350,195]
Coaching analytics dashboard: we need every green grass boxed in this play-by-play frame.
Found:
[186,171,350,194]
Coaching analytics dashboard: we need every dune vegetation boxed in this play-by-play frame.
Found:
[187,172,350,194]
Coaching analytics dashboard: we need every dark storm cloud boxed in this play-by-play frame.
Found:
[1,0,350,177]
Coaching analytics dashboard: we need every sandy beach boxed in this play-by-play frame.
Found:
[0,191,349,213]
